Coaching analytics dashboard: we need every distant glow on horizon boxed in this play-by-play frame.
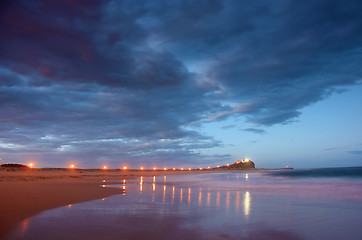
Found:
[123,166,127,170]
[153,167,157,170]
[217,165,220,168]
[189,168,191,171]
[164,167,167,170]
[207,166,210,169]
[173,168,176,170]
[70,164,75,168]
[181,168,184,170]
[103,165,107,169]
[140,167,144,170]
[28,163,33,167]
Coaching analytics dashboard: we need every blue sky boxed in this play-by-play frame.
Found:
[0,0,361,168]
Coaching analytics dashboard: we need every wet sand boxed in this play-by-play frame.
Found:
[0,167,258,239]
[5,171,362,240]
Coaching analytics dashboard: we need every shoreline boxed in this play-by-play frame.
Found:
[0,167,263,239]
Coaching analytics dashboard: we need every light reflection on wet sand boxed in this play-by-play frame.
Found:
[7,173,362,240]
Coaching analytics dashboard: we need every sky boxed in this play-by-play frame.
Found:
[0,0,362,169]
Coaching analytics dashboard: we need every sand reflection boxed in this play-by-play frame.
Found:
[128,176,252,218]
[188,187,191,205]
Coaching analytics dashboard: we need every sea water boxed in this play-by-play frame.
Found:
[6,168,362,240]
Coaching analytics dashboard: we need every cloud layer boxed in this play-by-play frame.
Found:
[0,0,361,166]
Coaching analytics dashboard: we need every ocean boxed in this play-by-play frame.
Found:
[6,167,362,240]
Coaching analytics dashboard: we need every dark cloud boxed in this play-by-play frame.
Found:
[0,0,361,166]
[220,125,235,130]
[349,151,362,155]
[242,128,266,135]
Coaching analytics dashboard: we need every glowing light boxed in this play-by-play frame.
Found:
[68,204,72,208]
[198,187,202,206]
[226,164,229,166]
[245,174,249,179]
[216,191,220,207]
[153,183,156,191]
[188,188,191,204]
[140,177,143,192]
[102,198,106,201]
[140,167,144,170]
[70,164,75,169]
[28,163,33,167]
[199,168,203,170]
[153,176,156,182]
[236,191,240,210]
[207,166,210,169]
[103,165,107,169]
[244,191,251,216]
[163,185,166,202]
[226,191,230,210]
[181,168,184,170]
[207,192,211,206]
[164,167,167,170]
[189,168,192,171]
[153,167,157,170]
[123,166,127,170]
[102,185,106,188]
[173,168,176,170]
[123,179,126,184]
[245,158,250,162]
[102,180,106,183]
[180,188,183,202]
[217,165,220,168]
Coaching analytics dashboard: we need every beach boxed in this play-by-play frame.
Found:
[0,167,244,239]
[2,167,362,240]
[2,168,362,240]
